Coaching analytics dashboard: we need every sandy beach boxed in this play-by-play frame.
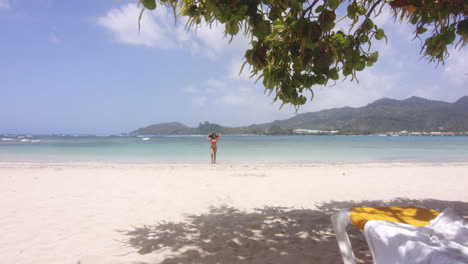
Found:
[1,163,468,264]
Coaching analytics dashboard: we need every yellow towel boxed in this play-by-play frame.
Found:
[350,206,440,231]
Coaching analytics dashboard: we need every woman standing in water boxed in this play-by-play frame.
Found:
[207,133,222,164]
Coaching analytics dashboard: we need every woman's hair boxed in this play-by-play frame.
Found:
[210,133,217,138]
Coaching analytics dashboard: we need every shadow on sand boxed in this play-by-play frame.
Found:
[121,199,468,264]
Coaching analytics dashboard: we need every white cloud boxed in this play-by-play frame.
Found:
[372,7,394,27]
[412,84,443,100]
[184,75,296,125]
[228,57,253,81]
[299,70,402,113]
[182,56,412,126]
[192,96,207,107]
[377,8,415,42]
[183,85,202,94]
[97,4,176,49]
[49,32,60,45]
[192,22,226,55]
[204,79,227,93]
[444,48,468,86]
[97,3,249,60]
[222,95,245,105]
[0,0,10,9]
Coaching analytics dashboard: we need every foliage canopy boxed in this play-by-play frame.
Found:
[138,0,467,107]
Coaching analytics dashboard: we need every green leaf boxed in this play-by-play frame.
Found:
[344,48,354,61]
[354,60,365,71]
[343,38,351,47]
[315,5,324,13]
[253,19,271,40]
[347,4,356,20]
[457,20,468,36]
[329,68,339,80]
[375,28,385,40]
[342,64,353,76]
[333,33,345,43]
[442,30,456,45]
[359,35,369,43]
[369,51,379,62]
[417,26,427,34]
[227,22,239,35]
[329,0,340,10]
[323,22,335,32]
[363,19,374,31]
[304,39,318,49]
[141,0,156,10]
[304,76,316,87]
[357,5,366,15]
[316,74,326,85]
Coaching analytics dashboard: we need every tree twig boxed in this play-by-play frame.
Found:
[301,0,320,18]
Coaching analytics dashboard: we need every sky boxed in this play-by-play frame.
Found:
[0,0,467,134]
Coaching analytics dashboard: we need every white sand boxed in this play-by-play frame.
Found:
[1,163,468,264]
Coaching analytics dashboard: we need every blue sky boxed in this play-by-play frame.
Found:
[0,0,467,134]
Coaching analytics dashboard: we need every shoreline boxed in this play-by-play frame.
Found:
[1,161,468,169]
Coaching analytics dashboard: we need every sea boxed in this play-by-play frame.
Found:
[1,135,468,165]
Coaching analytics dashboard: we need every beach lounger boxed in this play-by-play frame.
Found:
[331,206,441,264]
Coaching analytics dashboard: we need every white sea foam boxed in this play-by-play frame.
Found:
[1,138,13,141]
[18,136,24,139]
[31,140,41,143]
[142,138,150,141]
[21,139,30,142]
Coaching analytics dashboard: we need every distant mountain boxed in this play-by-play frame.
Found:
[132,122,193,135]
[130,96,468,135]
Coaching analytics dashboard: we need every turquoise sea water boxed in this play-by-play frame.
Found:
[1,135,468,165]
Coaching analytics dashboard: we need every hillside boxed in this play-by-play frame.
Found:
[130,96,468,135]
[131,122,193,135]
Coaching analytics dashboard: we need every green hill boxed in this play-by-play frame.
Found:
[131,122,193,135]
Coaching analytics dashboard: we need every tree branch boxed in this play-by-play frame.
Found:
[366,0,383,18]
[355,0,383,36]
[301,0,320,18]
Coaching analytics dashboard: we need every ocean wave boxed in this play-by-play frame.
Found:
[31,140,41,142]
[21,139,30,142]
[142,138,150,141]
[1,138,13,141]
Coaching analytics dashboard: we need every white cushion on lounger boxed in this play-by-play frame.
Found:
[364,207,468,264]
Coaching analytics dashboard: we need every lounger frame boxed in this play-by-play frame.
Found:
[331,208,357,264]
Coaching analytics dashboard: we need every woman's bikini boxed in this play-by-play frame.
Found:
[211,138,217,147]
